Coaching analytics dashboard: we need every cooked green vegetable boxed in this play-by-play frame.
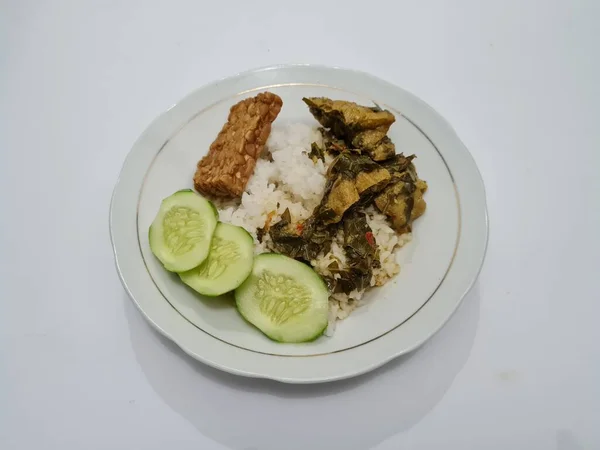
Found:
[380,153,416,178]
[235,253,329,343]
[149,190,218,272]
[179,223,254,296]
[319,127,349,154]
[308,142,326,163]
[323,211,378,295]
[268,209,338,261]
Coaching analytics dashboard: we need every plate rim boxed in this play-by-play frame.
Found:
[110,63,489,383]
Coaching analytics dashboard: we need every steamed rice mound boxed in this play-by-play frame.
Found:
[216,122,412,335]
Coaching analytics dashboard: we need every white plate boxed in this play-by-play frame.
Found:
[110,64,488,383]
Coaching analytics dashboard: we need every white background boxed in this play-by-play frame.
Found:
[1,1,599,449]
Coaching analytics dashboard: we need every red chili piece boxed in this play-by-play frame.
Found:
[365,231,375,246]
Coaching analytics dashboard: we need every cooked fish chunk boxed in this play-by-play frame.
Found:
[303,97,395,133]
[411,179,428,221]
[194,92,283,198]
[351,131,395,161]
[354,168,390,195]
[320,124,394,161]
[318,176,360,224]
[374,164,427,233]
[374,179,416,233]
[305,97,396,161]
[328,152,391,205]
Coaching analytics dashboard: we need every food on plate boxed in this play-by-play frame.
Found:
[303,97,396,161]
[194,92,283,198]
[150,94,427,341]
[215,97,427,335]
[149,189,218,272]
[179,223,255,296]
[235,253,329,343]
[303,97,395,133]
[319,127,348,153]
[337,210,379,293]
[375,159,428,233]
[328,152,391,200]
[316,174,360,224]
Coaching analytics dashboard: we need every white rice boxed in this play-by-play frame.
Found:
[215,122,411,335]
[217,123,327,249]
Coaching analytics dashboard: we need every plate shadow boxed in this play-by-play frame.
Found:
[125,284,481,450]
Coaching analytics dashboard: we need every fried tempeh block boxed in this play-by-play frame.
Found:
[194,92,283,198]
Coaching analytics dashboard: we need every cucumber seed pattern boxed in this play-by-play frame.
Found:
[257,272,311,325]
[163,206,205,255]
[197,237,240,280]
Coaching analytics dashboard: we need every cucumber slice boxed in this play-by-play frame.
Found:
[179,223,254,296]
[149,190,218,272]
[235,253,329,343]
